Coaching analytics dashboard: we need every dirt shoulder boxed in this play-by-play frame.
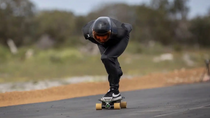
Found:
[0,68,207,107]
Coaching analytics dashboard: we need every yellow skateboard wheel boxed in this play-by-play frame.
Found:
[121,101,127,108]
[96,103,102,110]
[114,103,121,110]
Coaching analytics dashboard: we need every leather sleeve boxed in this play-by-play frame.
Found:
[82,20,94,39]
[82,20,100,44]
[124,23,132,33]
[110,18,132,39]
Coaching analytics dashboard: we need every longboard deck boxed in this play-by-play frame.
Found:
[99,96,125,102]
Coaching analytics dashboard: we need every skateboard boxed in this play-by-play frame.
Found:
[95,97,126,110]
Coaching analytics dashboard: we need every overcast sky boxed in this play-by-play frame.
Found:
[30,0,210,18]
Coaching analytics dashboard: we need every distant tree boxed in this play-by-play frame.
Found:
[148,0,174,45]
[190,15,210,47]
[34,10,76,46]
[133,5,156,43]
[170,0,189,20]
[0,0,35,47]
[170,0,190,44]
[150,0,170,14]
[150,0,189,20]
[87,3,136,24]
[74,16,88,35]
[149,0,190,45]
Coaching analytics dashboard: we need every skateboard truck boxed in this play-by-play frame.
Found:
[96,97,126,110]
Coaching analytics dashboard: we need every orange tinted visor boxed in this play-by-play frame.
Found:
[93,31,111,43]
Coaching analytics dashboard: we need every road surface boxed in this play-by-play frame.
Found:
[0,82,210,118]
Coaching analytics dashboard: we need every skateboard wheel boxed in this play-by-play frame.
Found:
[121,101,127,108]
[96,103,102,110]
[114,103,121,110]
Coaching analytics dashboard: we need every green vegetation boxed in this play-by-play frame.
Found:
[0,44,209,83]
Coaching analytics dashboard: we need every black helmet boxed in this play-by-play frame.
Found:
[92,17,111,43]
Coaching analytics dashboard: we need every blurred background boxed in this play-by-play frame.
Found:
[0,0,210,91]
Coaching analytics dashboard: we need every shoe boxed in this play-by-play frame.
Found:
[101,89,122,101]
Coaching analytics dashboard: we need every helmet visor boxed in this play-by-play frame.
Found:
[93,31,111,43]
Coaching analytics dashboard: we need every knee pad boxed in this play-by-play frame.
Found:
[119,71,123,77]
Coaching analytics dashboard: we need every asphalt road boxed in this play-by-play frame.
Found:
[0,82,210,118]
